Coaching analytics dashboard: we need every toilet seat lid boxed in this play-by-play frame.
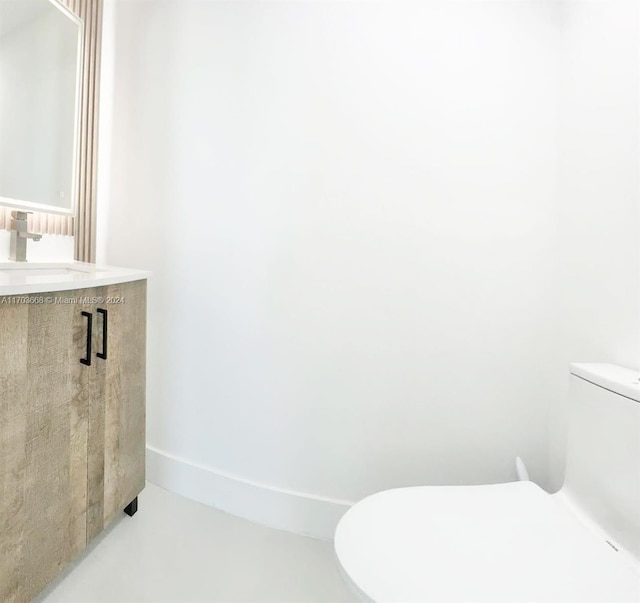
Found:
[334,482,640,602]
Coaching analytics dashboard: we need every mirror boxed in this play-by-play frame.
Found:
[0,0,82,216]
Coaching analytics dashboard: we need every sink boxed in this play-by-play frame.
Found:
[0,264,101,289]
[3,268,81,277]
[0,263,102,273]
[0,262,150,295]
[0,264,99,279]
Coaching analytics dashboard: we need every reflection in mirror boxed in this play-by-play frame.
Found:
[0,0,82,215]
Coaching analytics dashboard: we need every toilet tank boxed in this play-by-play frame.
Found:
[560,364,640,561]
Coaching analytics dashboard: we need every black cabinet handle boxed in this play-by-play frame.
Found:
[80,311,92,366]
[97,308,108,360]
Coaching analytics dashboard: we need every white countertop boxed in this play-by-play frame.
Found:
[0,262,151,295]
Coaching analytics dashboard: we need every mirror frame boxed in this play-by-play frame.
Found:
[0,0,84,217]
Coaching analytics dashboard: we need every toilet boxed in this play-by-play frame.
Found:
[334,364,640,602]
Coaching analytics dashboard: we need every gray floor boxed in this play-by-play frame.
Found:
[38,484,356,603]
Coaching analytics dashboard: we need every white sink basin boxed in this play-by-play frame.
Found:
[4,268,85,277]
[0,262,150,295]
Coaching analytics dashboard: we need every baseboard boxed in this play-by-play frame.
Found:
[146,446,354,540]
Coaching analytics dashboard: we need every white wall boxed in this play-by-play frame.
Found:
[549,0,640,490]
[99,0,561,535]
[98,0,639,537]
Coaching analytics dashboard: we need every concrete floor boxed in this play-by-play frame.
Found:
[38,483,356,603]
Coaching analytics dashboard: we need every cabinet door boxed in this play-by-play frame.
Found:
[89,280,147,534]
[81,287,107,542]
[0,297,29,602]
[0,292,89,603]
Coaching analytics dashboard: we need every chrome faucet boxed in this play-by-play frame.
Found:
[9,211,42,262]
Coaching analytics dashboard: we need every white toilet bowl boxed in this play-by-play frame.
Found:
[335,364,640,602]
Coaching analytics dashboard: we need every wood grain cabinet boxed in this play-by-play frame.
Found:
[0,279,146,603]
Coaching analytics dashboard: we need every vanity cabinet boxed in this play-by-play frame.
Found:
[0,279,146,603]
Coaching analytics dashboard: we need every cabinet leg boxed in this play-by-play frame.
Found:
[124,497,138,517]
